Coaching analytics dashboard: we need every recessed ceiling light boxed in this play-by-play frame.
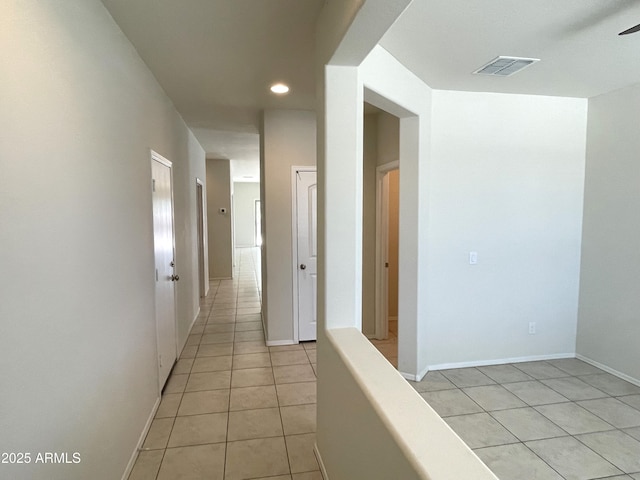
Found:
[270,83,289,94]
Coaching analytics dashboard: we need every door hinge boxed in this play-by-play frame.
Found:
[152,179,156,192]
[385,262,389,268]
[159,354,163,367]
[155,268,158,281]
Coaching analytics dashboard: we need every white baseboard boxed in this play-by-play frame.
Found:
[399,363,430,382]
[314,443,328,480]
[576,354,640,387]
[121,395,161,480]
[373,335,390,341]
[266,339,297,347]
[399,371,416,381]
[427,352,575,372]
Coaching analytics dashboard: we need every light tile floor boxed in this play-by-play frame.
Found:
[130,244,640,480]
[407,359,640,479]
[128,248,321,480]
[370,320,640,479]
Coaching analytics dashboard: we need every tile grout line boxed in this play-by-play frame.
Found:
[271,333,294,477]
[403,358,640,479]
[220,277,239,480]
[138,249,317,480]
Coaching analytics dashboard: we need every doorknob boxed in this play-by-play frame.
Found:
[171,274,180,281]
[300,264,306,270]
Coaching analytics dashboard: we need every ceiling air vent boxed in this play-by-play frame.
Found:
[473,56,539,77]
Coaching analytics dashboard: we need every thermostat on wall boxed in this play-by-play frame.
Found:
[219,207,227,214]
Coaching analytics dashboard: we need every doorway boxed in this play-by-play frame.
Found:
[362,104,402,369]
[232,182,261,248]
[293,167,317,342]
[151,151,178,390]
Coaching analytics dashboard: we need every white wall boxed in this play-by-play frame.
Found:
[176,131,208,346]
[318,41,437,477]
[317,31,589,480]
[260,109,316,344]
[233,182,260,247]
[428,90,588,368]
[577,82,640,383]
[377,110,400,165]
[352,82,588,373]
[360,47,433,379]
[206,158,233,278]
[0,2,205,478]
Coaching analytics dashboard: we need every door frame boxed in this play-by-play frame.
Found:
[291,166,317,343]
[196,178,207,298]
[254,199,262,246]
[375,160,399,340]
[151,150,179,392]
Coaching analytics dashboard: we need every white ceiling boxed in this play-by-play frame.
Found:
[381,0,640,98]
[191,128,260,181]
[101,0,640,179]
[101,0,323,180]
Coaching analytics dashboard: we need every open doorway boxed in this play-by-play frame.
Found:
[232,182,261,248]
[362,104,401,368]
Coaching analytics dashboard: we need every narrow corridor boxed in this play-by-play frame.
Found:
[129,248,320,480]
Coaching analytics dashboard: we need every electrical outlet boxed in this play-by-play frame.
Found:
[528,322,536,335]
[469,251,478,265]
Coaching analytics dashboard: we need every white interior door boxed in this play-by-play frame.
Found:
[378,171,390,339]
[296,170,317,341]
[152,154,177,389]
[375,162,399,340]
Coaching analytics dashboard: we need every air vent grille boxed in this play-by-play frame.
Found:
[473,56,539,77]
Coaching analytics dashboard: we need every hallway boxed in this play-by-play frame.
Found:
[129,248,320,480]
[129,246,640,480]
